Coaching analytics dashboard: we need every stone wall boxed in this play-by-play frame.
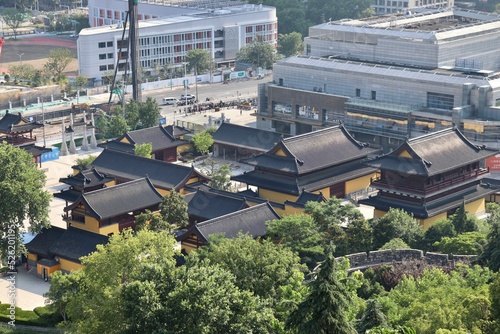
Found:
[338,249,477,272]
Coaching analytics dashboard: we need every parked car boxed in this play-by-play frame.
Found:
[180,94,196,100]
[162,97,178,105]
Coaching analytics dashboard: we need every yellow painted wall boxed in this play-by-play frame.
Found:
[463,122,484,133]
[258,188,297,204]
[419,212,447,231]
[274,148,286,156]
[59,258,83,272]
[157,188,170,196]
[310,187,329,199]
[105,180,116,187]
[181,243,198,254]
[398,149,412,158]
[28,253,38,262]
[465,198,485,215]
[345,173,377,195]
[177,143,192,154]
[99,223,119,236]
[36,264,60,277]
[282,205,305,215]
[373,209,387,219]
[120,137,131,144]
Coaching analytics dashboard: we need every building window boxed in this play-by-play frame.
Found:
[107,41,113,47]
[371,91,376,100]
[306,44,311,55]
[99,65,107,71]
[246,26,253,33]
[98,42,106,48]
[108,53,114,59]
[108,64,114,70]
[427,92,454,110]
[356,89,361,97]
[99,54,106,60]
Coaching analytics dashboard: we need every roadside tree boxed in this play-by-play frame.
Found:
[43,48,73,82]
[1,8,27,40]
[0,143,51,260]
[278,32,304,57]
[185,49,213,100]
[236,41,278,70]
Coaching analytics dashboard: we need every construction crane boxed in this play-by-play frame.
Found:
[108,0,142,107]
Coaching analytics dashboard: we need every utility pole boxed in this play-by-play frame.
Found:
[129,0,141,102]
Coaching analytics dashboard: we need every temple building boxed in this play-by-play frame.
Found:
[98,125,188,162]
[232,125,381,212]
[360,128,500,229]
[0,111,51,166]
[177,202,280,253]
[63,177,163,235]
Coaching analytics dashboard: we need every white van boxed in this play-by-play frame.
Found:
[162,97,178,105]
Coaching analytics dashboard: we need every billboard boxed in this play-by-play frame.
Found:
[486,154,500,172]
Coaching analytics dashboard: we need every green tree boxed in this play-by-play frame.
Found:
[450,202,479,235]
[165,259,277,333]
[434,232,486,255]
[305,197,373,255]
[378,265,493,334]
[0,143,51,260]
[421,218,456,251]
[54,229,178,334]
[75,155,96,169]
[107,113,129,138]
[1,8,27,40]
[191,130,214,155]
[44,270,82,322]
[380,238,410,251]
[124,99,140,130]
[489,273,500,332]
[185,49,213,101]
[94,113,110,139]
[195,234,307,325]
[160,191,189,229]
[8,64,36,82]
[43,48,73,82]
[266,213,324,268]
[358,299,388,333]
[134,143,152,158]
[278,32,304,57]
[372,208,424,249]
[208,163,232,191]
[286,244,356,334]
[74,75,88,99]
[236,41,278,70]
[478,208,500,271]
[134,209,174,232]
[306,0,373,25]
[138,96,161,129]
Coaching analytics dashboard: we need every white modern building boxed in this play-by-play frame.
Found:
[372,0,453,15]
[78,1,277,81]
[256,8,500,151]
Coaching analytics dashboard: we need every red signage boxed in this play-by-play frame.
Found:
[486,154,500,172]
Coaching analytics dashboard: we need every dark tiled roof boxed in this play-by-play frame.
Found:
[59,167,115,188]
[241,153,298,174]
[164,125,192,137]
[65,178,163,220]
[178,202,280,243]
[120,125,184,151]
[0,113,43,133]
[233,160,376,195]
[359,180,500,219]
[37,258,59,267]
[212,123,282,152]
[49,227,108,263]
[20,144,52,156]
[285,190,326,208]
[91,149,207,190]
[97,140,135,154]
[188,190,248,222]
[367,128,497,176]
[54,189,82,202]
[26,226,66,258]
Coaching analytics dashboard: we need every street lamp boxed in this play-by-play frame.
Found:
[17,53,24,66]
[183,62,188,109]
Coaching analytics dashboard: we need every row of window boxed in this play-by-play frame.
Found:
[95,8,157,21]
[245,23,277,33]
[98,41,114,48]
[99,64,114,71]
[141,31,213,46]
[99,53,114,60]
[245,34,276,44]
[139,42,212,57]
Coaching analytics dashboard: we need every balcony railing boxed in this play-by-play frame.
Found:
[372,168,489,195]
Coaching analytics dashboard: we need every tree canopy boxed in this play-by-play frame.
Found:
[236,41,279,70]
[43,48,73,82]
[0,143,51,260]
[1,8,27,40]
[278,32,304,57]
[191,130,214,155]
